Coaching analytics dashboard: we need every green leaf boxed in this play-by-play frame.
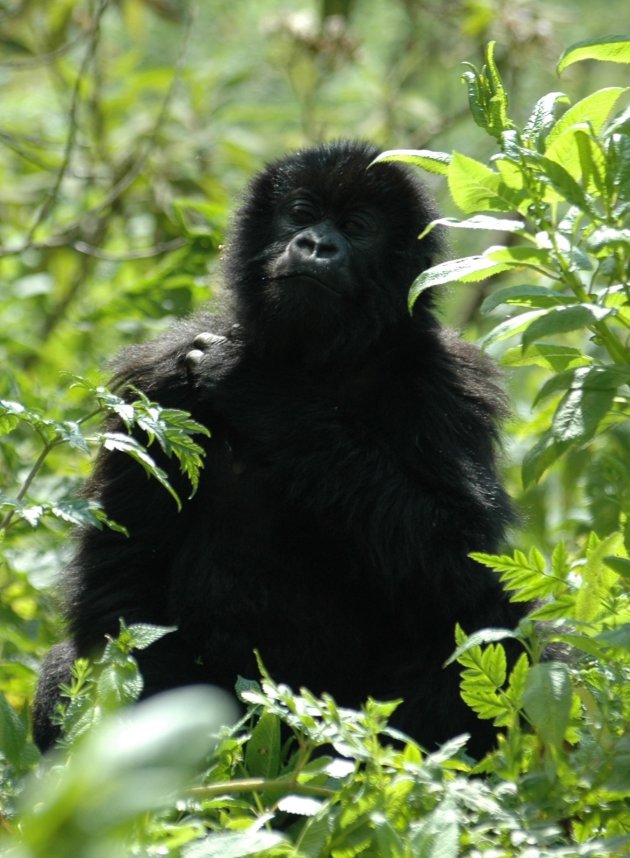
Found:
[102,432,182,510]
[470,547,560,601]
[597,624,630,651]
[371,815,405,858]
[372,148,451,175]
[448,153,521,213]
[522,431,571,486]
[500,343,589,371]
[523,91,570,149]
[0,692,27,767]
[480,309,548,347]
[486,245,556,272]
[505,653,530,710]
[545,87,628,148]
[482,284,564,314]
[522,662,572,748]
[536,365,629,404]
[557,36,630,73]
[97,659,144,709]
[127,623,177,650]
[536,152,594,209]
[528,594,576,621]
[460,644,508,721]
[411,799,460,858]
[426,214,525,233]
[551,367,620,443]
[445,627,519,666]
[245,711,281,779]
[0,411,19,436]
[59,421,91,453]
[603,556,630,578]
[588,226,630,252]
[409,254,511,305]
[521,304,613,350]
[184,829,287,857]
[575,532,623,622]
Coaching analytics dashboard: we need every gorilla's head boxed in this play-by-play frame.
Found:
[223,141,443,364]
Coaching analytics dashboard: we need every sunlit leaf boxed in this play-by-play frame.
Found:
[557,36,630,73]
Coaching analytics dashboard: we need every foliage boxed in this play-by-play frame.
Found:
[1,2,629,855]
[378,35,630,548]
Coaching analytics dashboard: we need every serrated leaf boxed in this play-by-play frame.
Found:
[500,343,589,371]
[245,711,281,779]
[486,245,555,271]
[0,412,19,435]
[448,153,520,213]
[446,627,518,666]
[546,87,628,148]
[558,37,630,73]
[59,421,91,453]
[103,432,182,510]
[603,556,630,578]
[597,624,630,651]
[528,594,576,621]
[522,431,571,487]
[552,377,616,443]
[522,662,572,748]
[411,799,460,858]
[235,675,262,702]
[521,304,613,350]
[128,623,177,650]
[0,693,27,767]
[277,794,323,817]
[428,214,525,232]
[537,152,594,208]
[372,148,451,175]
[482,284,565,314]
[183,830,286,858]
[505,653,530,708]
[575,532,623,622]
[470,548,558,601]
[523,91,570,149]
[97,660,143,708]
[409,255,511,306]
[480,309,548,348]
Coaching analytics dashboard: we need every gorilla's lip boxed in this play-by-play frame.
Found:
[272,272,343,295]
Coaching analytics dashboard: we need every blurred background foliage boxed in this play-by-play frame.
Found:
[0,0,628,762]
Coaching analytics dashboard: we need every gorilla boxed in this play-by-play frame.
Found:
[33,140,520,757]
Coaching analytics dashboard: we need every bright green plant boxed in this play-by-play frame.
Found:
[377,37,630,496]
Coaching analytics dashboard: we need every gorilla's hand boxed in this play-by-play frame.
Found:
[185,330,240,398]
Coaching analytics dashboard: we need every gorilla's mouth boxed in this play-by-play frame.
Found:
[273,272,343,296]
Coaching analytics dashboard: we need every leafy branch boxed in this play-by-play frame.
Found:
[375,36,630,487]
[0,380,209,534]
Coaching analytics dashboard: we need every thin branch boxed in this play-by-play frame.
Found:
[21,0,110,250]
[83,1,196,219]
[0,438,62,533]
[188,776,336,800]
[72,237,188,261]
[0,32,83,69]
[0,1,195,261]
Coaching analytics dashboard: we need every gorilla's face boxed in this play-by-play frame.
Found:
[267,191,382,300]
[223,140,442,363]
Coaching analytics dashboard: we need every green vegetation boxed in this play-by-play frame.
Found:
[1,2,629,855]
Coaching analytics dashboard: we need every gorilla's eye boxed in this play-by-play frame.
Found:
[286,199,319,225]
[339,211,377,236]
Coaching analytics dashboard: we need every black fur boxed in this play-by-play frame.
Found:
[33,141,520,756]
